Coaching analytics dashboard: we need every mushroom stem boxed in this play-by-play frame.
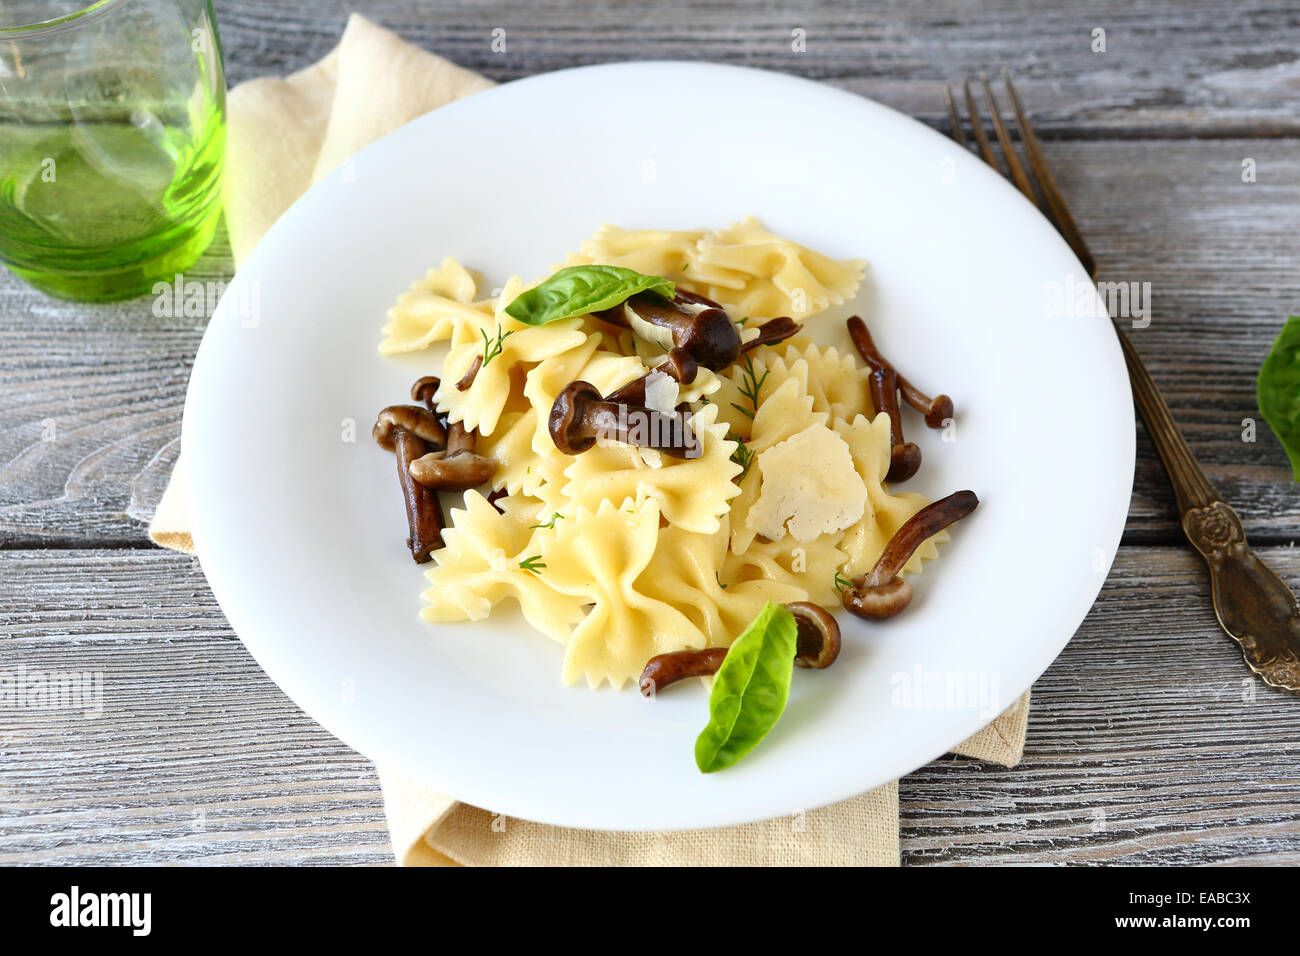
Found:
[847,316,954,429]
[604,347,698,406]
[639,648,728,696]
[550,381,700,459]
[409,421,498,491]
[456,353,483,391]
[596,291,741,370]
[741,316,802,354]
[869,367,922,483]
[392,427,445,563]
[841,490,979,620]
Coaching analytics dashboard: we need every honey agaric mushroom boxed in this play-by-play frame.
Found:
[595,290,741,370]
[847,315,954,429]
[604,347,698,406]
[869,367,922,483]
[639,647,728,696]
[788,601,841,669]
[549,380,700,459]
[841,490,979,620]
[410,376,440,410]
[455,353,483,391]
[373,405,447,563]
[741,316,802,354]
[639,599,840,695]
[409,421,497,491]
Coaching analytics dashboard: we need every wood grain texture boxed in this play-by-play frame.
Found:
[0,546,1296,865]
[213,0,1300,136]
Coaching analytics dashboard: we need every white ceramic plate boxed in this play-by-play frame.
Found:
[184,62,1134,831]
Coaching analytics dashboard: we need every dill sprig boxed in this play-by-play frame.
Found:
[729,353,769,420]
[519,554,546,573]
[727,430,756,482]
[833,570,854,595]
[529,512,564,530]
[480,324,515,368]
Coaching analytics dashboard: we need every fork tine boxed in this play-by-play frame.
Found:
[980,75,1039,208]
[942,85,968,147]
[962,80,999,170]
[1001,69,1096,277]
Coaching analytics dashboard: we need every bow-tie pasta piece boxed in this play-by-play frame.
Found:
[422,491,587,644]
[560,401,741,536]
[434,276,588,437]
[722,529,849,608]
[771,342,874,423]
[638,517,805,647]
[688,217,865,320]
[541,498,704,689]
[378,258,492,353]
[579,224,707,280]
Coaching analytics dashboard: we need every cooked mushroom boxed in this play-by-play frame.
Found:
[604,347,698,405]
[869,367,922,483]
[549,380,700,459]
[595,290,741,370]
[455,353,483,391]
[788,601,841,669]
[847,315,954,429]
[841,490,979,619]
[409,421,498,491]
[741,316,802,354]
[410,376,440,410]
[639,648,728,696]
[373,405,447,563]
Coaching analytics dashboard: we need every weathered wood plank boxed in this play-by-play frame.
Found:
[5,140,1300,546]
[211,0,1300,136]
[1,546,1298,864]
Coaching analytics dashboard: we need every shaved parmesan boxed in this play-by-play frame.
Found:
[746,425,868,542]
[643,370,680,415]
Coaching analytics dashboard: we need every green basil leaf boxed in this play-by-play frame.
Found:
[1257,315,1300,480]
[694,602,798,773]
[504,265,675,326]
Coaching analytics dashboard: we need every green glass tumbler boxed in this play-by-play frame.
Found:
[0,0,226,301]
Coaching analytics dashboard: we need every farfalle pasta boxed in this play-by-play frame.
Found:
[374,219,971,691]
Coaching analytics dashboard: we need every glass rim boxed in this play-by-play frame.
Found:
[0,0,126,39]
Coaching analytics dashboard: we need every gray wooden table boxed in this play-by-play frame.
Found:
[3,0,1300,865]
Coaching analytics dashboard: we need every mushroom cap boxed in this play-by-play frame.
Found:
[549,380,603,455]
[410,376,441,410]
[887,442,923,483]
[678,306,742,371]
[842,575,914,620]
[924,394,954,429]
[408,450,497,491]
[373,404,447,450]
[788,602,841,669]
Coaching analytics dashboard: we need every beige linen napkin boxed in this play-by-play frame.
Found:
[149,13,1031,866]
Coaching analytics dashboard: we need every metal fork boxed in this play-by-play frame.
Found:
[946,71,1300,694]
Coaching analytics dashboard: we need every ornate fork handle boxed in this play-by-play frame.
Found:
[1118,322,1300,692]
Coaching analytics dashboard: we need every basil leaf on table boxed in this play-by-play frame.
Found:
[504,265,675,326]
[695,602,798,773]
[1257,315,1300,480]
